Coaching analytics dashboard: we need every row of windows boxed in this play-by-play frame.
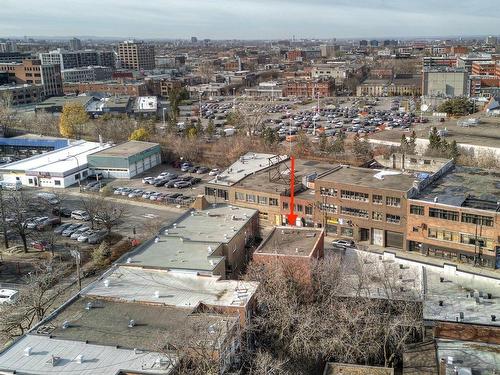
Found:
[282,202,313,215]
[235,192,278,206]
[411,205,494,227]
[341,190,369,202]
[340,206,369,219]
[427,228,494,250]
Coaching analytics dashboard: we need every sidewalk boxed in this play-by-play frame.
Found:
[354,241,500,280]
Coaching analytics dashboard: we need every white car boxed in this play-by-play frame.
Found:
[0,289,18,304]
[71,210,90,221]
[77,230,95,242]
[128,189,143,198]
[209,168,220,176]
[142,177,154,184]
[331,239,355,249]
[70,226,90,240]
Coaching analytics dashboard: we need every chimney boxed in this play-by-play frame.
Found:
[192,195,210,211]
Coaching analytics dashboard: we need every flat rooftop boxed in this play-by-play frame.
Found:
[424,266,500,327]
[318,166,417,192]
[436,339,500,375]
[37,296,236,352]
[256,227,323,257]
[209,152,287,186]
[118,236,225,273]
[235,158,337,195]
[0,334,175,374]
[417,166,500,210]
[90,141,159,159]
[35,95,94,109]
[0,140,108,174]
[84,266,258,308]
[166,205,257,244]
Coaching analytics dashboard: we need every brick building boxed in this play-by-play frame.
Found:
[0,59,63,97]
[283,78,335,97]
[253,227,324,283]
[117,40,155,70]
[406,166,500,269]
[63,81,148,96]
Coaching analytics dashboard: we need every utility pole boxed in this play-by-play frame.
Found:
[0,186,9,249]
[70,248,82,291]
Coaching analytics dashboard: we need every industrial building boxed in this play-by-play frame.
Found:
[422,68,468,97]
[0,140,110,188]
[86,140,161,179]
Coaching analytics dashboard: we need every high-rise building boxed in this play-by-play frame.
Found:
[39,49,115,70]
[117,40,155,70]
[69,37,82,51]
[320,44,339,58]
[0,59,62,97]
[191,36,198,43]
[0,41,17,53]
[369,40,379,47]
[485,35,498,45]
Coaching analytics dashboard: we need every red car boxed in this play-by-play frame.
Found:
[31,240,53,251]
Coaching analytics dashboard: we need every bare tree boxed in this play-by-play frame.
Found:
[0,261,66,340]
[94,199,127,234]
[3,191,38,252]
[80,195,102,230]
[243,253,423,373]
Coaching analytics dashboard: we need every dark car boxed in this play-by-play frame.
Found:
[190,177,202,185]
[154,179,169,187]
[196,167,209,174]
[52,207,72,218]
[53,222,72,234]
[168,193,182,199]
[36,216,62,230]
[166,179,182,188]
[175,181,192,189]
[88,229,108,245]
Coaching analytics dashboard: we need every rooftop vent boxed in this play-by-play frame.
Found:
[173,223,177,228]
[155,236,160,243]
[50,355,61,367]
[434,197,438,203]
[208,324,216,334]
[62,320,70,329]
[438,300,443,306]
[207,246,212,253]
[164,229,169,235]
[24,347,32,357]
[103,279,110,288]
[75,354,84,364]
[128,319,135,328]
[492,315,496,322]
[154,290,160,298]
[85,302,93,310]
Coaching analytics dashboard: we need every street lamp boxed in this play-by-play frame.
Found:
[162,107,167,127]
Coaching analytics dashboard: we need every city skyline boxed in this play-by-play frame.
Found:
[2,0,500,40]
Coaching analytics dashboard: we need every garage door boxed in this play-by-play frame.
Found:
[373,229,384,246]
[385,231,403,249]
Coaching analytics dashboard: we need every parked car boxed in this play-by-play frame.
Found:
[77,230,95,242]
[62,223,83,237]
[331,239,355,249]
[165,179,181,188]
[88,229,108,244]
[154,179,169,187]
[190,177,202,185]
[180,164,192,172]
[208,168,220,176]
[36,217,61,230]
[196,167,209,174]
[0,289,19,304]
[175,181,192,189]
[71,210,90,221]
[31,240,53,251]
[70,226,90,240]
[26,216,48,229]
[54,223,72,234]
[128,189,143,198]
[52,207,72,218]
[142,177,155,184]
[168,193,182,199]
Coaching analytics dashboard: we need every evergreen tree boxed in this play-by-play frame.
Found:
[449,140,460,159]
[262,127,277,146]
[428,127,441,151]
[319,133,328,152]
[206,118,215,137]
[400,134,409,154]
[408,131,417,154]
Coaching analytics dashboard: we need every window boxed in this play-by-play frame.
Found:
[428,228,437,238]
[461,213,494,227]
[259,212,268,221]
[205,187,215,196]
[341,190,369,202]
[410,205,424,215]
[386,214,401,224]
[282,202,289,210]
[372,195,383,205]
[386,196,401,207]
[54,180,61,186]
[246,194,256,203]
[235,192,244,201]
[320,187,337,196]
[341,227,353,237]
[295,204,303,212]
[340,206,369,218]
[460,233,494,250]
[320,203,337,213]
[372,211,383,221]
[305,206,313,215]
[412,227,419,232]
[74,173,80,181]
[269,198,278,206]
[258,196,268,205]
[429,208,458,221]
[28,178,33,184]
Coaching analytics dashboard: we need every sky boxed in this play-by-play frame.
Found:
[2,0,499,40]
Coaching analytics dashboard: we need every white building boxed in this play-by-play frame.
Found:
[61,66,113,83]
[0,140,110,188]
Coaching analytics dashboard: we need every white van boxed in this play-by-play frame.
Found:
[0,289,19,304]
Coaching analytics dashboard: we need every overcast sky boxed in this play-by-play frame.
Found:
[2,0,499,40]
